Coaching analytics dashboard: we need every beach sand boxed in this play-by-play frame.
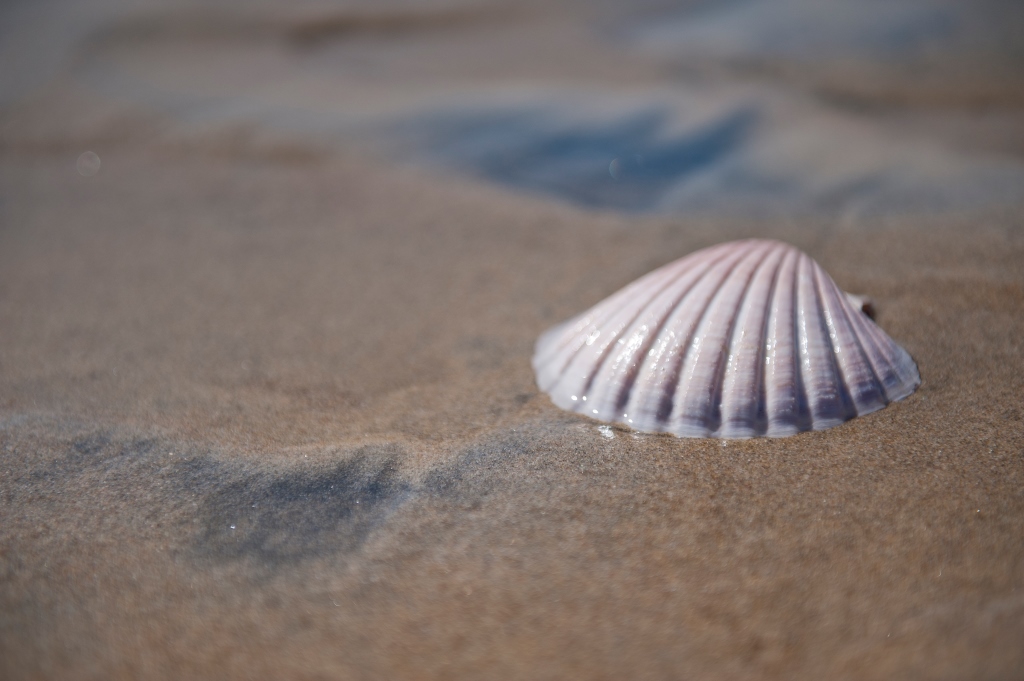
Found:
[2,1,1023,678]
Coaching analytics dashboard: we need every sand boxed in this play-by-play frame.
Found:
[2,1,1023,678]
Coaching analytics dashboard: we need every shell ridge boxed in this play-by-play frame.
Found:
[651,241,762,425]
[535,245,742,400]
[554,249,731,413]
[826,275,890,414]
[765,247,812,436]
[700,242,784,437]
[535,268,683,394]
[893,345,921,398]
[863,317,920,401]
[754,245,791,435]
[887,336,922,396]
[848,313,896,386]
[790,253,815,432]
[809,261,859,425]
[534,253,702,372]
[665,242,772,433]
[847,307,907,401]
[535,277,666,384]
[571,272,693,411]
[624,240,764,430]
[866,316,921,397]
[797,254,852,428]
[720,242,787,437]
[603,245,743,418]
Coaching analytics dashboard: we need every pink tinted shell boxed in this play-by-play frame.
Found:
[533,239,920,438]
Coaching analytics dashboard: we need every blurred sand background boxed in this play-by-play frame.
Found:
[2,0,1023,678]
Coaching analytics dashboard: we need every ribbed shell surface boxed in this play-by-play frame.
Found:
[532,239,920,438]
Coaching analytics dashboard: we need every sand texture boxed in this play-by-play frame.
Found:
[2,0,1023,678]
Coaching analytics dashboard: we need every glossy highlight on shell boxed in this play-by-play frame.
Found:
[533,239,920,438]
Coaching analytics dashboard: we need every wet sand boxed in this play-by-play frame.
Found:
[2,1,1023,678]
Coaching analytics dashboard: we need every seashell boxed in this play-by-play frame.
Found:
[533,239,920,438]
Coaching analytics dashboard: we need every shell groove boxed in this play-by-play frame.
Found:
[532,239,920,438]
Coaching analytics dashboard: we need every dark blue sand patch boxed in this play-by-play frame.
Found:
[198,446,411,564]
[24,434,413,565]
[32,431,539,567]
[397,105,757,212]
[14,426,625,572]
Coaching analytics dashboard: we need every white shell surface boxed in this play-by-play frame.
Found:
[533,239,920,438]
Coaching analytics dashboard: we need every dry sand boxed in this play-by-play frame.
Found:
[2,1,1023,679]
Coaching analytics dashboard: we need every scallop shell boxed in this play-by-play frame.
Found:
[533,239,920,438]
